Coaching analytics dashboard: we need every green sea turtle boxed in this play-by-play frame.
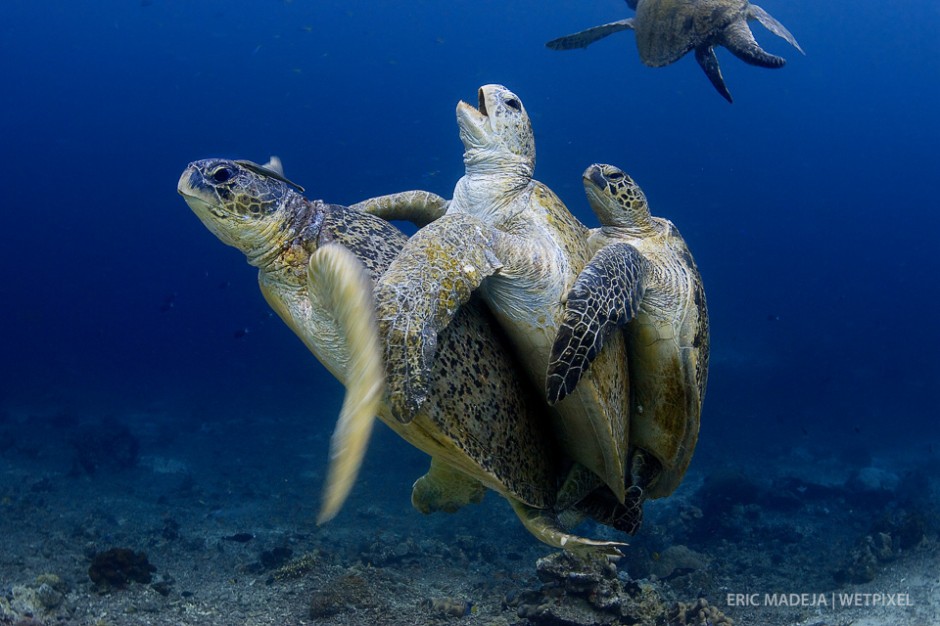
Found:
[546,0,803,102]
[178,157,624,554]
[548,164,709,499]
[365,85,637,510]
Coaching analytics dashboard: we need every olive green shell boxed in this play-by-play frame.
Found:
[180,159,560,510]
[636,0,747,66]
[583,164,709,499]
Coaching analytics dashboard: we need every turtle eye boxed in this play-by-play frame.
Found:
[607,171,625,182]
[504,97,522,111]
[211,166,235,184]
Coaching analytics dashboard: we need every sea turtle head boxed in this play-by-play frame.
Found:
[456,84,535,176]
[179,158,310,264]
[582,164,652,229]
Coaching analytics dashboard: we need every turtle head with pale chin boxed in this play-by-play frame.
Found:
[178,157,313,268]
[456,84,535,177]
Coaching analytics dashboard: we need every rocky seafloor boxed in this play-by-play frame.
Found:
[1,401,938,626]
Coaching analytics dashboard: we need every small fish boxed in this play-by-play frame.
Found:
[223,532,254,543]
[233,328,249,339]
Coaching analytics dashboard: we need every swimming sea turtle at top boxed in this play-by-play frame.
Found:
[178,157,625,554]
[362,84,638,512]
[548,164,709,499]
[546,0,804,102]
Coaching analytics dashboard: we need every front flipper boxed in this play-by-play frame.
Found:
[374,213,503,422]
[307,245,385,524]
[508,498,626,557]
[411,457,486,514]
[350,190,450,227]
[748,5,804,55]
[720,19,786,69]
[547,243,646,405]
[546,18,635,51]
[695,44,733,103]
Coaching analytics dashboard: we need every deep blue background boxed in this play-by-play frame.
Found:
[1,0,938,472]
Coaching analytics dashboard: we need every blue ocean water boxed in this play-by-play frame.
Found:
[1,0,938,562]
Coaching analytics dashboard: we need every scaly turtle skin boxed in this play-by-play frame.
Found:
[367,85,638,510]
[548,164,709,499]
[546,0,803,102]
[178,157,624,555]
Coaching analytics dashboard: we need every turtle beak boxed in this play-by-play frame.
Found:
[178,164,223,216]
[583,164,606,190]
[178,164,205,200]
[456,90,489,148]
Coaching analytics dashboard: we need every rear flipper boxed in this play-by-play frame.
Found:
[350,190,450,227]
[720,19,787,68]
[748,5,804,54]
[307,245,385,524]
[374,213,504,422]
[695,45,734,104]
[411,457,486,514]
[509,498,626,558]
[546,18,636,51]
[547,242,646,404]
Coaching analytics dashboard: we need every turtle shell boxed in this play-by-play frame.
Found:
[635,0,748,67]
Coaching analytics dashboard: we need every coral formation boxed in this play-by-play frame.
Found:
[87,548,156,589]
[667,597,734,626]
[512,551,663,625]
[0,573,69,623]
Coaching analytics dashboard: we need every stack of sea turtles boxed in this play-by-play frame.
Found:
[179,81,709,554]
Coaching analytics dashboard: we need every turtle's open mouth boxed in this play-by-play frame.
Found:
[456,89,489,120]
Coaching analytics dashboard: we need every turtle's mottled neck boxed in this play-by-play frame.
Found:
[248,193,324,274]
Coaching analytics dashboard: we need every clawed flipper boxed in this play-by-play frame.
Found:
[547,243,646,404]
[307,245,385,524]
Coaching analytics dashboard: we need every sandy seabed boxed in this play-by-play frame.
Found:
[1,402,937,626]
